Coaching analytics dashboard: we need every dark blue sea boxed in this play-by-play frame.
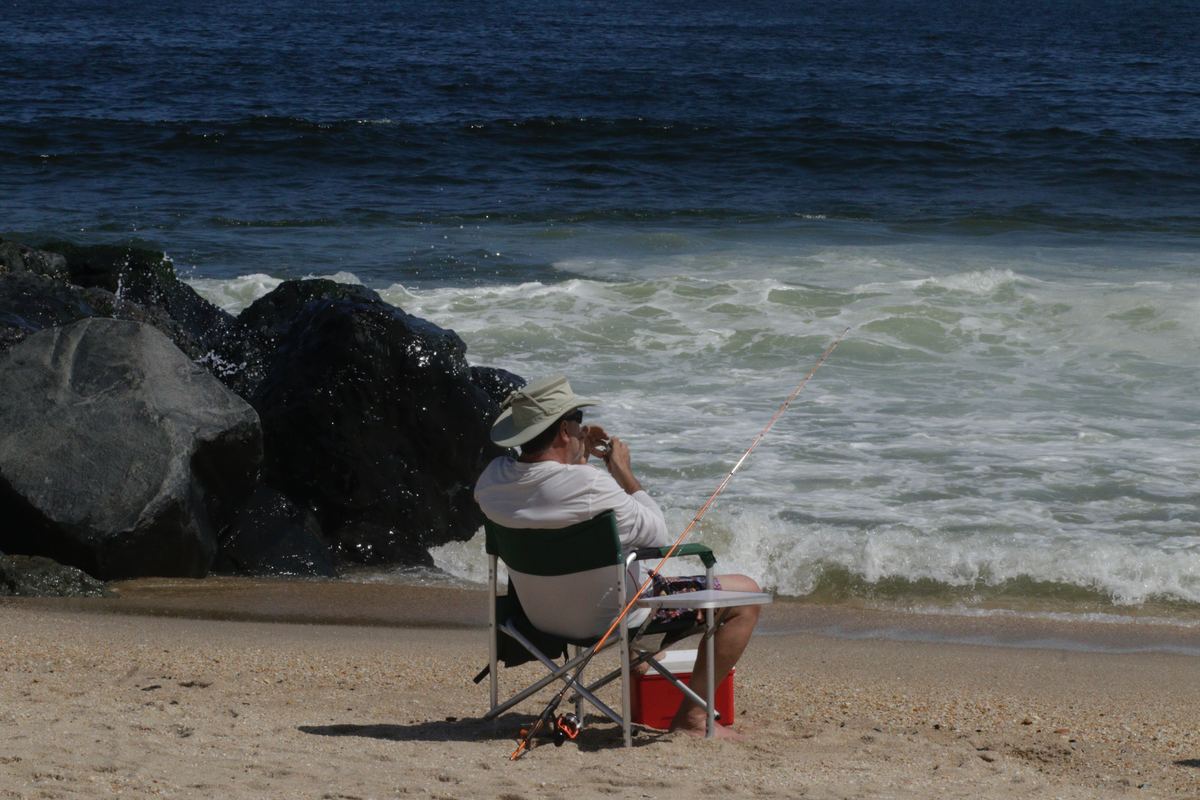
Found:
[4,0,1199,618]
[5,0,1200,277]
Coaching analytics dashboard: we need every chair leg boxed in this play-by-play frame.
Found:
[573,645,583,721]
[619,624,632,747]
[486,624,624,726]
[483,661,568,720]
[705,607,715,738]
[488,556,498,713]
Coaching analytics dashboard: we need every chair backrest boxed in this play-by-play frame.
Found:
[484,511,631,640]
[484,511,623,574]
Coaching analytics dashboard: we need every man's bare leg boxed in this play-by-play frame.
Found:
[669,573,761,737]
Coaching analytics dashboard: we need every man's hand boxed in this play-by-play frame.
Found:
[605,437,643,495]
[583,424,610,460]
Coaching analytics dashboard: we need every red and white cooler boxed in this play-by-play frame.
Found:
[630,648,735,729]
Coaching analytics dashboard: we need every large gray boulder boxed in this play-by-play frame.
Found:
[0,318,262,579]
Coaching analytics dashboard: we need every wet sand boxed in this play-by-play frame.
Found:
[2,579,1199,799]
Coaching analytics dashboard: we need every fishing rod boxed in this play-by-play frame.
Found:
[510,326,851,759]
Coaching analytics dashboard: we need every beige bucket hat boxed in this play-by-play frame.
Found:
[490,374,597,448]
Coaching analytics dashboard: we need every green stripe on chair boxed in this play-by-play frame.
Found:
[484,511,623,576]
[634,543,716,569]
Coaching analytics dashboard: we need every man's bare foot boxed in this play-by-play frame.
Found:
[669,720,744,740]
[669,708,744,739]
[631,648,668,677]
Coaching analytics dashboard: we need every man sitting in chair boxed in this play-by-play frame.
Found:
[474,374,761,738]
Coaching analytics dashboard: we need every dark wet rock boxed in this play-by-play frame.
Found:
[470,366,526,409]
[0,238,68,280]
[0,554,109,597]
[237,278,383,350]
[40,239,179,301]
[225,278,387,399]
[214,485,336,577]
[0,318,262,579]
[250,291,506,564]
[0,271,99,352]
[334,520,436,567]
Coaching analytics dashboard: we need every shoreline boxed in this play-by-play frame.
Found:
[8,575,1199,658]
[3,580,1199,798]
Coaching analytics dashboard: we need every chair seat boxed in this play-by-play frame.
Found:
[550,606,699,649]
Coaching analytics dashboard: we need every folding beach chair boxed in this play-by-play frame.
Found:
[477,510,724,747]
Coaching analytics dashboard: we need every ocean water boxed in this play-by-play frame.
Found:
[3,0,1199,619]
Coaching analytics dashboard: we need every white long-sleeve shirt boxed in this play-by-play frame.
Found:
[474,456,669,551]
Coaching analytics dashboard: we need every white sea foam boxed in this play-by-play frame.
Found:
[893,604,1200,630]
[702,508,1200,605]
[186,269,364,315]
[920,268,1026,294]
[190,239,1200,612]
[187,273,283,314]
[432,505,1200,606]
[317,270,364,286]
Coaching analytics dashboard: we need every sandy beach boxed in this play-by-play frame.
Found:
[3,580,1199,799]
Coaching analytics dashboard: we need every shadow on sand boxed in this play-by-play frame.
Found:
[1175,759,1200,769]
[298,715,670,751]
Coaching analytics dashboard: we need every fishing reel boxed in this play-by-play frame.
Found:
[552,712,582,746]
[514,712,582,753]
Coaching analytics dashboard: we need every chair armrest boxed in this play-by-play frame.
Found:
[632,543,716,568]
